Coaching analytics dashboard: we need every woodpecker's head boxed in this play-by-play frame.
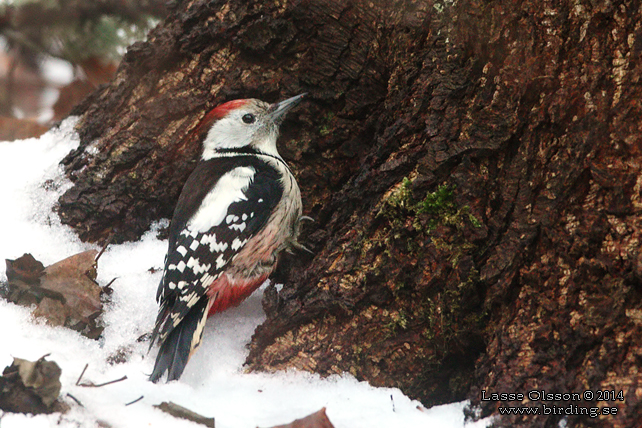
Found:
[197,94,305,160]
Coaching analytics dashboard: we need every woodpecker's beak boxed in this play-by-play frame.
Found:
[268,93,306,124]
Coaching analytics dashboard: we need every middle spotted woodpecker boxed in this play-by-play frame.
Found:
[149,94,307,382]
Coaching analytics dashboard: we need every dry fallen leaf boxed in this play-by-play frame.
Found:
[264,408,336,428]
[39,250,102,335]
[3,250,105,339]
[5,253,45,285]
[13,356,61,407]
[0,355,67,414]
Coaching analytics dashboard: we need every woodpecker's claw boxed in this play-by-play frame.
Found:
[291,240,314,254]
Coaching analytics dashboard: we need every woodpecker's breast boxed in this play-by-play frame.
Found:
[226,155,302,279]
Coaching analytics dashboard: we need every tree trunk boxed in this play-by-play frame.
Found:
[57,1,642,426]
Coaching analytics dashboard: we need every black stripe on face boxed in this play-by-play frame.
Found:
[213,148,292,176]
[215,147,262,155]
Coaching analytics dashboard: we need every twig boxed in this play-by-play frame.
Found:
[125,396,144,406]
[102,277,118,294]
[79,375,127,388]
[76,363,89,386]
[391,394,396,412]
[66,393,84,407]
[76,362,128,387]
[95,234,115,262]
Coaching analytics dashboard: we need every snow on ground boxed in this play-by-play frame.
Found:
[0,120,492,428]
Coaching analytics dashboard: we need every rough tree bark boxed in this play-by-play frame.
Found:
[56,1,642,427]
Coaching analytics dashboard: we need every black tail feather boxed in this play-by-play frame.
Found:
[149,297,208,383]
[148,303,170,353]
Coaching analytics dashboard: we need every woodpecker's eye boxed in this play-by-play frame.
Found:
[242,113,255,124]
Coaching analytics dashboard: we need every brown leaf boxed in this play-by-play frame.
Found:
[40,249,100,316]
[32,297,69,327]
[0,355,64,414]
[264,408,335,428]
[38,249,103,339]
[2,250,105,339]
[5,253,45,285]
[13,356,62,407]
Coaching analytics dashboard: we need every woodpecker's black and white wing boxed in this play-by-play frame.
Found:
[149,155,282,382]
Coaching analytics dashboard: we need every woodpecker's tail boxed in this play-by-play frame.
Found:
[149,296,210,382]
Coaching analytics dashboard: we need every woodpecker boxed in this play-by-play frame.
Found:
[149,94,306,382]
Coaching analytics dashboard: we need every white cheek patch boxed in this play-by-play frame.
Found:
[200,109,283,160]
[201,116,257,159]
[188,166,255,233]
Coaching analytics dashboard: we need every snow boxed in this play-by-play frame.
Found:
[40,57,75,87]
[0,120,492,428]
[38,57,75,123]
